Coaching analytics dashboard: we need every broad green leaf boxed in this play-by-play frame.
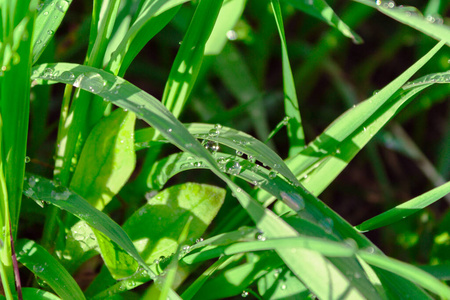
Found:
[356,182,450,232]
[22,174,154,277]
[358,251,450,298]
[161,0,223,120]
[271,0,305,154]
[87,183,225,298]
[30,63,382,299]
[16,239,85,300]
[283,0,362,43]
[286,41,446,196]
[94,227,139,280]
[70,108,136,211]
[124,183,225,264]
[32,0,72,64]
[194,253,283,299]
[354,0,450,46]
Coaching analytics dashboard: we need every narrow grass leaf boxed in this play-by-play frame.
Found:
[358,251,450,299]
[287,41,445,195]
[357,181,450,232]
[283,0,362,43]
[16,239,85,300]
[22,173,154,277]
[31,63,380,299]
[354,0,450,46]
[32,0,72,64]
[108,0,189,75]
[136,123,300,184]
[162,0,223,119]
[271,0,305,155]
[403,70,450,89]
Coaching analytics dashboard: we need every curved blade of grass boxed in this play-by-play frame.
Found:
[32,0,72,64]
[287,41,445,195]
[356,182,450,232]
[31,63,383,299]
[354,0,450,46]
[16,239,85,300]
[22,173,154,278]
[161,0,223,120]
[358,251,450,299]
[403,70,450,89]
[108,0,189,75]
[284,0,362,43]
[183,236,356,265]
[136,123,300,184]
[271,0,305,155]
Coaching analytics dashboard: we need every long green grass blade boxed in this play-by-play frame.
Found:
[358,251,450,298]
[354,0,450,46]
[287,41,445,195]
[21,288,61,300]
[271,0,305,155]
[16,239,85,300]
[161,0,223,120]
[357,181,450,232]
[32,0,72,64]
[22,173,154,277]
[284,0,362,43]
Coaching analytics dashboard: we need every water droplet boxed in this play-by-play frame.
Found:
[33,265,44,273]
[227,161,242,175]
[47,30,54,35]
[227,30,238,41]
[268,171,277,179]
[282,116,290,125]
[25,156,30,163]
[208,128,220,137]
[43,11,48,16]
[167,128,172,133]
[60,71,75,82]
[241,290,249,297]
[335,149,341,154]
[363,127,367,132]
[281,284,287,290]
[56,0,69,12]
[195,238,204,243]
[236,150,243,156]
[73,72,107,94]
[214,124,222,130]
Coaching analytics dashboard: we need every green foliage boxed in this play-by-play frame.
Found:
[0,0,448,299]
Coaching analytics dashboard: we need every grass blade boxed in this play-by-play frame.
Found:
[32,0,72,64]
[356,181,450,232]
[284,0,362,43]
[271,0,305,155]
[161,0,223,119]
[354,0,450,45]
[22,173,154,278]
[287,41,445,195]
[16,239,85,300]
[358,251,450,299]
